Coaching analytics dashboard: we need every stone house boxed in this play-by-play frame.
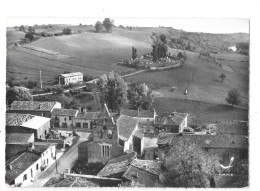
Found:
[74,111,100,130]
[6,113,51,140]
[51,108,78,128]
[5,142,56,186]
[154,112,188,134]
[58,72,83,85]
[8,101,61,118]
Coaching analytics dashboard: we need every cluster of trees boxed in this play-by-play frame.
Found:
[6,86,33,105]
[151,33,169,62]
[96,71,154,112]
[236,42,249,55]
[95,18,114,33]
[62,28,72,35]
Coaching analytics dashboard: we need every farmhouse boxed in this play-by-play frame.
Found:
[58,72,83,85]
[8,101,61,118]
[154,112,188,133]
[157,133,248,165]
[51,108,78,128]
[5,142,56,186]
[6,113,51,140]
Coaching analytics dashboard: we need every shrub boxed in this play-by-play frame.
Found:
[26,80,38,89]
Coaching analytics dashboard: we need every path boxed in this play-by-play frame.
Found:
[25,132,90,188]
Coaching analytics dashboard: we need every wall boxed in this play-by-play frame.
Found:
[36,119,51,139]
[6,126,38,139]
[6,144,27,159]
[73,118,92,130]
[40,145,56,169]
[61,75,83,85]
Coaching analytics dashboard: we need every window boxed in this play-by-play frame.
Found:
[69,116,72,120]
[76,122,81,128]
[119,139,125,147]
[64,118,67,121]
[54,123,59,127]
[83,123,88,128]
[101,145,110,157]
[55,116,58,120]
[36,164,39,170]
[23,174,27,181]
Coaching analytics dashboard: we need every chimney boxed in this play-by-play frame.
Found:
[28,143,34,152]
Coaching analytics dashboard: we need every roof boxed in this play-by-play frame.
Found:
[130,159,161,176]
[132,129,144,139]
[10,101,59,111]
[155,112,188,126]
[97,152,137,177]
[59,72,83,78]
[22,116,50,130]
[117,115,138,141]
[52,108,78,116]
[122,159,160,187]
[75,112,100,120]
[217,121,248,135]
[7,142,55,154]
[120,109,155,118]
[6,133,33,144]
[157,133,248,149]
[6,152,41,184]
[6,113,34,126]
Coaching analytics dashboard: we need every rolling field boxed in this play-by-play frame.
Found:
[125,51,249,108]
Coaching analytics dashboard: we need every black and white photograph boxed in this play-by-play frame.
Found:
[1,0,260,189]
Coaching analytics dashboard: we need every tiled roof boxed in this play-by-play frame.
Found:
[157,133,248,149]
[6,113,34,126]
[117,115,138,141]
[98,152,137,177]
[52,108,78,116]
[6,152,41,184]
[132,129,144,139]
[10,101,59,111]
[130,159,161,176]
[217,121,248,135]
[120,109,155,118]
[44,176,99,187]
[122,160,160,187]
[6,133,33,144]
[155,112,187,126]
[75,112,100,120]
[59,72,83,78]
[7,142,54,154]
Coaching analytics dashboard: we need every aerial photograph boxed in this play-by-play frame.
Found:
[5,17,249,188]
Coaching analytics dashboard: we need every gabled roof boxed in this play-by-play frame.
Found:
[157,133,248,149]
[75,112,100,120]
[52,108,78,116]
[97,152,137,177]
[6,133,33,144]
[217,121,248,135]
[22,116,50,130]
[59,72,83,78]
[9,101,59,111]
[117,115,138,141]
[7,142,55,154]
[6,152,41,184]
[120,109,155,118]
[6,113,34,126]
[155,112,188,126]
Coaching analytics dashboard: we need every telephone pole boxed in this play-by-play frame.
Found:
[40,70,42,89]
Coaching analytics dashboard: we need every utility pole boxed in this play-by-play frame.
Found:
[40,70,43,89]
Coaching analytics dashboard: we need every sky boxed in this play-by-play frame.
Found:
[6,17,249,34]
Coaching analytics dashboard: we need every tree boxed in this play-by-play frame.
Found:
[19,25,25,32]
[225,88,241,107]
[160,34,167,44]
[97,71,127,112]
[95,21,103,33]
[152,45,158,62]
[219,73,226,82]
[25,33,34,41]
[127,82,154,110]
[6,86,33,105]
[163,139,220,187]
[28,26,35,34]
[132,46,137,60]
[102,18,114,32]
[62,28,72,35]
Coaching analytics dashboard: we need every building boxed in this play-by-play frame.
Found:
[216,121,248,136]
[81,104,124,164]
[5,142,56,186]
[143,137,158,160]
[157,133,248,165]
[74,111,100,130]
[154,112,188,133]
[51,108,78,128]
[8,101,61,118]
[122,159,161,187]
[120,109,156,125]
[58,72,83,85]
[6,113,51,140]
[6,133,34,144]
[97,152,137,178]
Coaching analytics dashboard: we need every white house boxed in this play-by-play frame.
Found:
[58,72,83,85]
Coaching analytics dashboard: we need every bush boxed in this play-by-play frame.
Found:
[63,28,72,35]
[26,80,38,89]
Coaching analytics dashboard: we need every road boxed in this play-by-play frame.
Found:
[25,131,91,188]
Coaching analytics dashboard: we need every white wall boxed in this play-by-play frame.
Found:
[64,75,83,85]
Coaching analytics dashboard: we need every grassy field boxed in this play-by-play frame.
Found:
[125,51,249,107]
[153,97,248,125]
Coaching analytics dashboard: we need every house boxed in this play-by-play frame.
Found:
[155,112,188,133]
[81,104,124,164]
[6,113,51,140]
[58,72,83,85]
[120,109,156,124]
[5,142,56,186]
[74,111,100,130]
[8,101,61,118]
[122,159,161,187]
[51,108,78,128]
[97,152,137,178]
[157,133,248,165]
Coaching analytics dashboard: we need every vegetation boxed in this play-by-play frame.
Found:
[219,73,226,82]
[25,33,34,41]
[132,46,137,60]
[102,18,114,32]
[163,139,220,187]
[225,88,241,107]
[62,28,72,35]
[95,21,103,33]
[6,86,33,105]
